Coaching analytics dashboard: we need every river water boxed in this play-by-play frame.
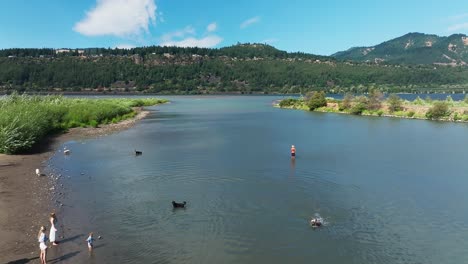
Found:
[48,96,468,264]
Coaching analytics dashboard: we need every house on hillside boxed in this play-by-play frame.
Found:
[55,49,71,54]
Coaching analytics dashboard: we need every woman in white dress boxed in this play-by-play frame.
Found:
[49,213,58,246]
[38,226,48,264]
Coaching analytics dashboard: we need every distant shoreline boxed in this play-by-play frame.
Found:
[0,91,276,96]
[276,96,468,123]
[1,91,466,97]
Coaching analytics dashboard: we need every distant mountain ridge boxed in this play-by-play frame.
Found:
[332,33,468,65]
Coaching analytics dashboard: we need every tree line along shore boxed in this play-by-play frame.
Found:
[2,44,468,95]
[0,94,168,154]
[277,91,468,122]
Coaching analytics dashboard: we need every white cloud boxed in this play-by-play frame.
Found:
[240,16,260,29]
[207,22,217,32]
[160,36,223,48]
[115,44,136,49]
[161,26,195,42]
[74,0,157,37]
[159,24,222,48]
[448,22,468,31]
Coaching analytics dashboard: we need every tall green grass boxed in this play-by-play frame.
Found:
[0,94,167,154]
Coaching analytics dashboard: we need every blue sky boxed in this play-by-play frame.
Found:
[0,0,467,55]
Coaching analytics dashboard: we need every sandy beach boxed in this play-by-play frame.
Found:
[0,109,150,264]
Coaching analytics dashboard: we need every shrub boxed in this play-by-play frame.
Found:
[89,120,98,128]
[368,89,383,110]
[350,102,367,115]
[446,95,454,106]
[377,110,384,116]
[321,107,335,112]
[307,91,327,110]
[393,111,406,117]
[413,96,425,105]
[341,93,354,110]
[67,120,81,128]
[426,101,450,120]
[338,103,345,111]
[387,94,402,112]
[0,118,36,154]
[453,112,461,121]
[279,98,299,108]
[355,95,369,104]
[407,111,415,118]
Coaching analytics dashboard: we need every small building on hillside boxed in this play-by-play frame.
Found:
[55,49,71,54]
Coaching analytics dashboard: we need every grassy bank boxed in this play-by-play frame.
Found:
[0,94,168,154]
[277,92,468,122]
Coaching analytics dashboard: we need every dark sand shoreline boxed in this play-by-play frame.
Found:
[0,109,151,264]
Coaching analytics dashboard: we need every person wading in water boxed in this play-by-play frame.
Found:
[291,145,296,158]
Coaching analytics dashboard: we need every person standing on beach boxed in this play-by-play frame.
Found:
[49,213,58,246]
[38,226,48,264]
[290,145,296,158]
[86,232,95,251]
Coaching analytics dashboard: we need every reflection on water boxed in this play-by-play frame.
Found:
[49,96,468,264]
[289,157,296,177]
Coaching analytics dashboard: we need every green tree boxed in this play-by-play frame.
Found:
[387,94,402,112]
[350,96,369,115]
[279,98,299,107]
[426,101,450,120]
[368,89,383,110]
[307,91,327,110]
[340,93,354,110]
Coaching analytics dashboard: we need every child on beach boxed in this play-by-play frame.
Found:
[49,213,58,246]
[86,232,95,251]
[38,226,48,264]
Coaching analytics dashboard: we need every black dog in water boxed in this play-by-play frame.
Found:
[310,218,322,227]
[172,201,187,208]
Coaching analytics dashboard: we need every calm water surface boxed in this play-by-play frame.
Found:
[48,96,468,264]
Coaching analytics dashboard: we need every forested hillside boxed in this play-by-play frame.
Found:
[333,33,468,65]
[1,43,468,94]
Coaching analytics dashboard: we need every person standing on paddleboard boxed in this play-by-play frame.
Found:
[291,145,296,158]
